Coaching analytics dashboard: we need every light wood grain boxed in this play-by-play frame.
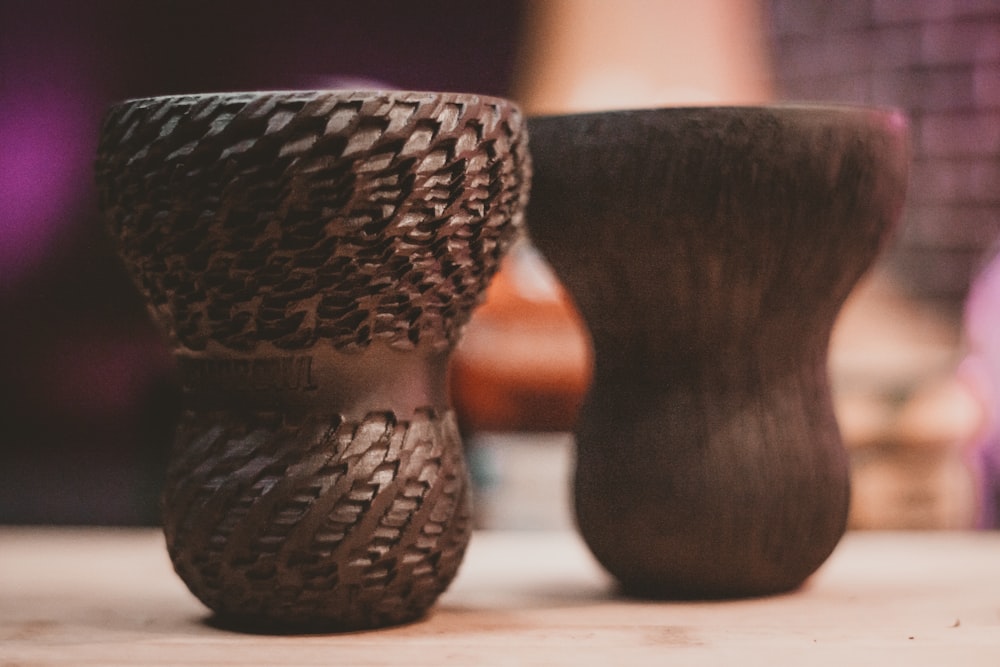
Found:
[2,528,999,665]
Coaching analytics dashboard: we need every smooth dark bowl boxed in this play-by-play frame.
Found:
[526,105,908,598]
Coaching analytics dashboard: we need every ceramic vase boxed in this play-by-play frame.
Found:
[526,105,908,598]
[96,90,529,629]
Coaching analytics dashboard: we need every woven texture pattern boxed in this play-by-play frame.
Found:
[162,408,470,630]
[96,90,526,630]
[96,90,529,353]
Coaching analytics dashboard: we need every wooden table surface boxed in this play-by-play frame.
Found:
[2,527,999,665]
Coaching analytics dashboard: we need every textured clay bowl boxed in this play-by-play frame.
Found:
[96,90,529,630]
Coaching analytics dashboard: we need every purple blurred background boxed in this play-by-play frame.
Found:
[0,0,525,524]
[4,0,1000,527]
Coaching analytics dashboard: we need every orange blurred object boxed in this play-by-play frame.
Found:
[450,244,593,433]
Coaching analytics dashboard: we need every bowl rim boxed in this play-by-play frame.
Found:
[108,88,521,111]
[527,102,906,123]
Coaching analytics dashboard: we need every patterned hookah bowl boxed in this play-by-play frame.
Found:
[96,90,529,630]
[526,105,908,598]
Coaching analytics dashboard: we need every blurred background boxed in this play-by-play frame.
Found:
[1,0,998,530]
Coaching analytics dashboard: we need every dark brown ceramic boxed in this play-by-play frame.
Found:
[526,105,908,598]
[96,90,529,630]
